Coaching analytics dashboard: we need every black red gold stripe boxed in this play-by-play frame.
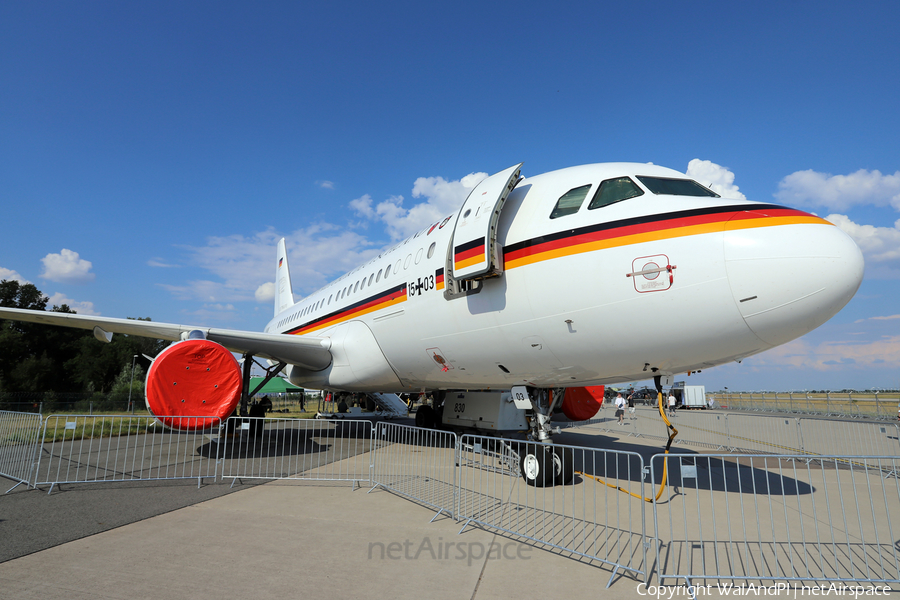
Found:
[504,203,830,270]
[287,283,407,335]
[435,268,445,290]
[454,237,485,270]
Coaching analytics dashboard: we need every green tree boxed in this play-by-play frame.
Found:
[0,279,166,395]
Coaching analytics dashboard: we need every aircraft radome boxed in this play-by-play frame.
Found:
[0,162,864,486]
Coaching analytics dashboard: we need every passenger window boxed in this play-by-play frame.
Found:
[588,177,644,210]
[385,264,391,278]
[415,248,423,264]
[427,242,436,259]
[328,294,332,305]
[376,268,382,282]
[368,273,374,286]
[550,184,592,219]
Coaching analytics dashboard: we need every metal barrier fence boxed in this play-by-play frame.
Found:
[0,410,43,493]
[712,392,900,420]
[576,410,900,457]
[370,422,458,520]
[456,434,649,586]
[651,453,900,588]
[220,417,373,487]
[34,415,221,492]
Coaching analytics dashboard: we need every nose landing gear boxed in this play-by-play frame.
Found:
[515,386,574,487]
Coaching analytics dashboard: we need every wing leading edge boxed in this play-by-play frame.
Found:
[0,307,332,372]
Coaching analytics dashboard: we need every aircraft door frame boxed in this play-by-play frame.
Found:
[447,163,522,284]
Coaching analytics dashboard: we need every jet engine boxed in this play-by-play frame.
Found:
[560,385,604,421]
[145,338,243,430]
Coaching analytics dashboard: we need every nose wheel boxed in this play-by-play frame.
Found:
[520,444,574,487]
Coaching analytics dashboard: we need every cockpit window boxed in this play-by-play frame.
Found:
[588,177,644,210]
[549,184,592,219]
[636,176,720,197]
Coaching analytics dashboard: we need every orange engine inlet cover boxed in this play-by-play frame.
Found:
[145,339,243,431]
[561,385,605,421]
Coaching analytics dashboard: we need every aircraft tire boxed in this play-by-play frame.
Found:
[415,405,434,429]
[552,446,574,485]
[520,445,554,487]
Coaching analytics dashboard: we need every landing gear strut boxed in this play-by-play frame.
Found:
[517,387,572,487]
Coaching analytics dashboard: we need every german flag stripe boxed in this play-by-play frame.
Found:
[287,283,407,335]
[504,204,831,270]
[435,268,445,290]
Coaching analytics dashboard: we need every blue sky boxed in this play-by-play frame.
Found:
[1,1,899,392]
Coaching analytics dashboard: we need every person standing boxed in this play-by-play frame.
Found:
[615,393,626,425]
[627,393,636,420]
[668,392,677,417]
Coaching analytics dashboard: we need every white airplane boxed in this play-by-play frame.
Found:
[0,162,864,485]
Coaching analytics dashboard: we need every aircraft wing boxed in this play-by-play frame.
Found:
[0,307,332,371]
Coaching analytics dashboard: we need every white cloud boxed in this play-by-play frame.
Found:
[316,180,335,190]
[351,172,488,241]
[743,334,900,372]
[46,292,99,316]
[685,159,746,200]
[160,223,381,306]
[775,169,900,212]
[255,282,275,302]
[825,214,900,265]
[0,267,30,284]
[147,258,179,268]
[40,249,95,284]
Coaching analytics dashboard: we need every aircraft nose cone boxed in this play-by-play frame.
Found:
[724,215,864,347]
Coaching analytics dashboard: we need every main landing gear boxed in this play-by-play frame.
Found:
[517,387,574,487]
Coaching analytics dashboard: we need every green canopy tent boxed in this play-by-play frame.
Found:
[249,377,304,395]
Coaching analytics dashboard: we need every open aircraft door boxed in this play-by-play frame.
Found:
[447,163,522,284]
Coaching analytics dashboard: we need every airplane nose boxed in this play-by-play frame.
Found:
[724,214,864,348]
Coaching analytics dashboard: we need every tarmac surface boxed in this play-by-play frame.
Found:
[1,408,898,599]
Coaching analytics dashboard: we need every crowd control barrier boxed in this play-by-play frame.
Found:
[370,422,458,520]
[457,433,650,586]
[219,416,373,487]
[651,453,900,588]
[0,410,42,493]
[33,415,221,493]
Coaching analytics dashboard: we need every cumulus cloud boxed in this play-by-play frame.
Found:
[776,169,900,211]
[685,159,746,200]
[0,267,30,284]
[255,282,275,302]
[47,292,99,316]
[351,172,488,240]
[159,223,381,305]
[40,249,95,284]
[825,214,900,264]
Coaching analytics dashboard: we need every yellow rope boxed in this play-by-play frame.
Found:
[576,392,678,502]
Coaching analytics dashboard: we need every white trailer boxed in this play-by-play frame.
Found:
[681,385,707,409]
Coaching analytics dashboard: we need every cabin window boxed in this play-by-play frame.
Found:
[328,294,332,305]
[404,254,412,270]
[368,273,374,286]
[376,268,383,282]
[427,242,436,259]
[384,264,391,278]
[394,259,402,273]
[588,177,645,210]
[415,248,423,264]
[354,281,360,293]
[636,176,720,197]
[550,184,592,219]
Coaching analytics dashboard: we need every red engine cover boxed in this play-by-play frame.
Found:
[561,386,605,421]
[145,339,243,431]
